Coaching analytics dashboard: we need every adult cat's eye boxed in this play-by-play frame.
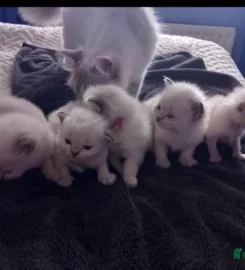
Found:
[65,138,71,145]
[84,145,92,150]
[4,170,12,174]
[157,104,161,110]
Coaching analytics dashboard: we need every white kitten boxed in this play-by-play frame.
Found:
[0,95,69,184]
[145,79,208,168]
[206,86,245,163]
[18,7,160,96]
[48,102,116,185]
[83,84,153,188]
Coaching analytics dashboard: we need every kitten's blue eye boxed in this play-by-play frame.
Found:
[65,138,71,145]
[84,145,92,150]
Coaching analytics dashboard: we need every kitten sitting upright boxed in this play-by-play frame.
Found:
[0,95,70,185]
[145,78,208,168]
[206,86,245,163]
[48,102,116,185]
[83,84,153,188]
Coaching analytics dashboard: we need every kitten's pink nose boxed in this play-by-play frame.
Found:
[71,150,80,157]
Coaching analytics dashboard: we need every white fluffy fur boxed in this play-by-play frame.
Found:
[18,7,160,96]
[83,84,153,188]
[206,86,245,163]
[145,80,208,168]
[0,95,62,182]
[48,102,116,186]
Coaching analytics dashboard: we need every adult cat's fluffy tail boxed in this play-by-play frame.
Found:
[18,7,63,26]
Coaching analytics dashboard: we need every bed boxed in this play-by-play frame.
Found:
[1,22,245,270]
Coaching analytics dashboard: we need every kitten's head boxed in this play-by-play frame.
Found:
[57,107,113,162]
[83,84,132,122]
[153,79,205,133]
[61,49,120,95]
[0,114,47,180]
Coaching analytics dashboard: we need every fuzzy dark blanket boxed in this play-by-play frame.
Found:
[5,42,245,270]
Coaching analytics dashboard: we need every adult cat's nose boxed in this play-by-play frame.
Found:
[71,150,80,157]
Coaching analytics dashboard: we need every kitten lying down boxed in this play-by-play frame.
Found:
[145,78,208,168]
[48,102,116,186]
[0,95,67,183]
[206,86,245,163]
[83,84,153,188]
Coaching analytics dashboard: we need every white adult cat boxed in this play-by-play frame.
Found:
[206,86,245,163]
[83,84,153,188]
[145,78,208,168]
[0,94,70,184]
[18,7,160,96]
[48,102,116,185]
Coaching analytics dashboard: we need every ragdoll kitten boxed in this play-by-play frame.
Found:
[48,102,116,185]
[83,84,153,188]
[18,7,160,97]
[145,78,208,168]
[0,95,71,185]
[206,86,245,163]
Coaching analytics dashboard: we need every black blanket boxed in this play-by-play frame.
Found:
[5,42,245,270]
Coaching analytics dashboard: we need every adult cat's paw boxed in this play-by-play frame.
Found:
[156,157,171,169]
[210,154,222,163]
[98,172,116,185]
[179,156,198,167]
[124,176,138,189]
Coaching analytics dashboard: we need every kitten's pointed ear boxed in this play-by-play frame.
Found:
[57,111,67,123]
[163,76,174,86]
[60,48,83,69]
[104,131,114,143]
[92,56,118,78]
[14,135,35,155]
[86,96,105,113]
[190,100,204,121]
[238,102,245,112]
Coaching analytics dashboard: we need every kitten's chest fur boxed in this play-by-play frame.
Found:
[157,126,193,151]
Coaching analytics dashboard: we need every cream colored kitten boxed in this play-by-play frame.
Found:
[206,86,245,163]
[145,79,208,168]
[48,102,116,185]
[83,84,153,188]
[0,94,71,185]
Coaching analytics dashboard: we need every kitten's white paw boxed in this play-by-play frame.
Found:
[98,173,116,185]
[156,158,171,169]
[210,154,222,163]
[234,152,245,160]
[179,157,198,167]
[124,176,138,189]
[42,165,73,187]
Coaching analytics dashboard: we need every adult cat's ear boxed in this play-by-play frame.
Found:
[92,56,118,78]
[60,48,83,69]
[163,76,174,86]
[85,96,105,113]
[104,131,114,143]
[14,135,35,155]
[57,111,67,123]
[190,100,204,121]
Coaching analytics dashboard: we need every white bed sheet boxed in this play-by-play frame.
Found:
[0,22,244,95]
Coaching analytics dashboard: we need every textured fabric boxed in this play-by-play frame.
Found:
[0,22,244,95]
[12,43,75,115]
[8,43,245,269]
